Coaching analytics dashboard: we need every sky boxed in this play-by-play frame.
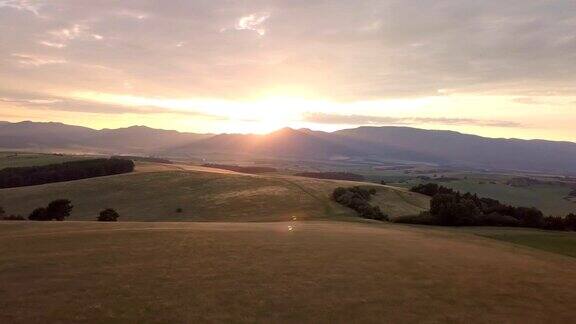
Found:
[1,0,576,140]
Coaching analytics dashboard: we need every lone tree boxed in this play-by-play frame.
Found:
[47,199,73,221]
[0,206,5,218]
[98,208,120,222]
[29,207,48,221]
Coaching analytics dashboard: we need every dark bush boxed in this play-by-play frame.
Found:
[176,208,183,213]
[430,194,481,226]
[47,199,73,221]
[332,186,389,221]
[542,216,568,231]
[410,183,456,197]
[0,158,135,188]
[513,207,544,228]
[98,209,120,222]
[29,207,48,221]
[566,214,576,231]
[28,199,73,221]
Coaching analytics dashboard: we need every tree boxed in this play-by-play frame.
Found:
[565,213,576,231]
[29,207,48,221]
[46,199,73,221]
[513,207,543,228]
[542,216,567,231]
[0,206,5,218]
[98,208,119,222]
[429,194,480,226]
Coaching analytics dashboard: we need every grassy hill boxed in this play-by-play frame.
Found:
[1,221,575,323]
[0,152,92,169]
[0,162,428,222]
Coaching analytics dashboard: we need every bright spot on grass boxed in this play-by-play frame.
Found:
[292,216,297,221]
[288,226,294,231]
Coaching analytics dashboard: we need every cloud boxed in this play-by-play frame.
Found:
[303,112,523,128]
[0,0,571,102]
[11,53,66,66]
[0,0,41,16]
[39,40,66,48]
[235,13,270,36]
[513,97,540,105]
[0,90,225,119]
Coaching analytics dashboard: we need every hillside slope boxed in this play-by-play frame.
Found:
[0,163,428,221]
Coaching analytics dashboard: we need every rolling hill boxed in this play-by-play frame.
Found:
[0,162,429,222]
[3,120,576,173]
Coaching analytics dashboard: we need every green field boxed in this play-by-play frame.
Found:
[259,159,576,216]
[460,227,576,258]
[1,221,575,323]
[0,163,428,222]
[410,179,574,216]
[0,152,92,169]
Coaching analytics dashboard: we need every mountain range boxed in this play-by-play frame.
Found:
[2,120,576,174]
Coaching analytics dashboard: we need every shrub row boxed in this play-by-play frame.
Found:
[332,186,388,221]
[1,201,121,222]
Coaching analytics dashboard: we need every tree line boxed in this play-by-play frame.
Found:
[1,200,120,222]
[404,183,576,230]
[332,186,389,221]
[0,158,135,188]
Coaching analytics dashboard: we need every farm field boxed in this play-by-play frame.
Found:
[0,221,575,323]
[258,159,576,216]
[0,152,92,169]
[399,178,575,216]
[459,227,576,258]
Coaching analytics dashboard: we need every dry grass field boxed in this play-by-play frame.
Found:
[1,221,575,323]
[0,162,428,222]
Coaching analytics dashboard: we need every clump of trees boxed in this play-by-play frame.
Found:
[98,209,120,222]
[28,199,73,221]
[0,158,135,188]
[295,172,365,181]
[405,183,576,231]
[332,186,388,221]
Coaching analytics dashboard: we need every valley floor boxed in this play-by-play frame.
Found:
[1,221,575,323]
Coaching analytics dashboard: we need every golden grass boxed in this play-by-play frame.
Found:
[0,162,428,221]
[1,221,575,323]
